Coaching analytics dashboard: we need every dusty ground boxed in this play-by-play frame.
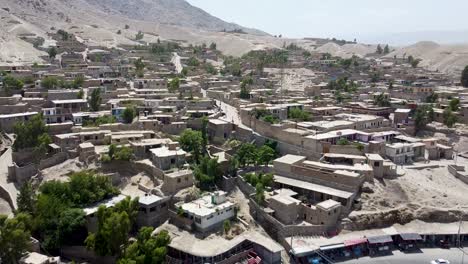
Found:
[0,198,12,215]
[120,172,158,197]
[347,156,468,230]
[40,158,89,182]
[264,67,320,92]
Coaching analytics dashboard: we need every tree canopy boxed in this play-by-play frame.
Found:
[85,197,139,256]
[89,89,102,111]
[13,114,51,152]
[0,213,33,263]
[122,106,137,124]
[461,65,468,88]
[118,227,171,264]
[179,129,203,163]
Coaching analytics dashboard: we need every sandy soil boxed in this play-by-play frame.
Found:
[264,67,319,92]
[0,198,12,215]
[347,157,468,230]
[40,158,88,182]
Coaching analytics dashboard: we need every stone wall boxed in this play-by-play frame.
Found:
[0,184,15,211]
[248,196,330,251]
[9,152,68,183]
[236,177,256,196]
[61,246,115,264]
[448,165,468,184]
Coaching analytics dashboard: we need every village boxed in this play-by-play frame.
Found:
[1,28,468,264]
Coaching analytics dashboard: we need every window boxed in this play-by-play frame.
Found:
[177,178,181,183]
[150,207,156,212]
[374,162,380,167]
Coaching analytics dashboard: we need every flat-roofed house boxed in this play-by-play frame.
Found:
[150,145,186,170]
[0,112,38,132]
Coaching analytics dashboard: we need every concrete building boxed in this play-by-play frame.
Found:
[161,170,194,194]
[385,143,415,164]
[136,194,170,227]
[150,145,187,170]
[0,112,38,132]
[178,191,235,232]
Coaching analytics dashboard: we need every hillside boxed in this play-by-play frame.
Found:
[0,0,283,64]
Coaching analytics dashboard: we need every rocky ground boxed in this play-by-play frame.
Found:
[346,156,468,231]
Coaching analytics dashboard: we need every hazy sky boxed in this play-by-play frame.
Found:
[187,0,468,44]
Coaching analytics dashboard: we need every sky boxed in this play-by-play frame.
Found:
[187,0,468,44]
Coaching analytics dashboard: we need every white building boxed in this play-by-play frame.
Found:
[385,143,414,164]
[179,191,235,232]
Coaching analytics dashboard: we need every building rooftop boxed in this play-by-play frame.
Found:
[83,195,126,216]
[274,154,306,165]
[0,111,38,118]
[150,146,186,157]
[274,175,354,199]
[181,193,234,217]
[139,194,165,206]
[317,199,341,210]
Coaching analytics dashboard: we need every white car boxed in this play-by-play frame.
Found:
[431,259,450,264]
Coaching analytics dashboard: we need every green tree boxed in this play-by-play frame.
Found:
[461,65,468,88]
[89,89,102,111]
[414,105,433,134]
[41,76,59,89]
[118,228,170,264]
[181,67,188,77]
[425,92,438,103]
[201,116,209,152]
[288,108,311,121]
[134,58,145,76]
[223,220,231,234]
[13,114,50,151]
[193,156,221,189]
[168,77,180,93]
[210,42,217,50]
[227,157,239,177]
[449,98,460,111]
[236,143,258,167]
[135,31,144,40]
[77,89,84,99]
[337,138,350,145]
[48,47,57,59]
[86,209,131,256]
[374,93,391,107]
[0,213,32,263]
[411,58,421,68]
[17,181,36,214]
[179,129,203,163]
[376,44,383,54]
[260,173,275,188]
[255,183,265,204]
[72,76,85,88]
[187,57,200,67]
[257,145,276,166]
[384,44,390,54]
[2,75,24,92]
[122,106,136,124]
[443,108,458,128]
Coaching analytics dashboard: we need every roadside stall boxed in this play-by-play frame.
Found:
[367,235,393,255]
[343,238,369,258]
[319,243,345,261]
[396,233,422,251]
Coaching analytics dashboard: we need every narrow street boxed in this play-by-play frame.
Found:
[0,148,18,211]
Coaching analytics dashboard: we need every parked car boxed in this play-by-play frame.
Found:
[431,259,450,264]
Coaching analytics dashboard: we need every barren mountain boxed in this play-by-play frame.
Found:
[0,0,283,64]
[0,0,467,75]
